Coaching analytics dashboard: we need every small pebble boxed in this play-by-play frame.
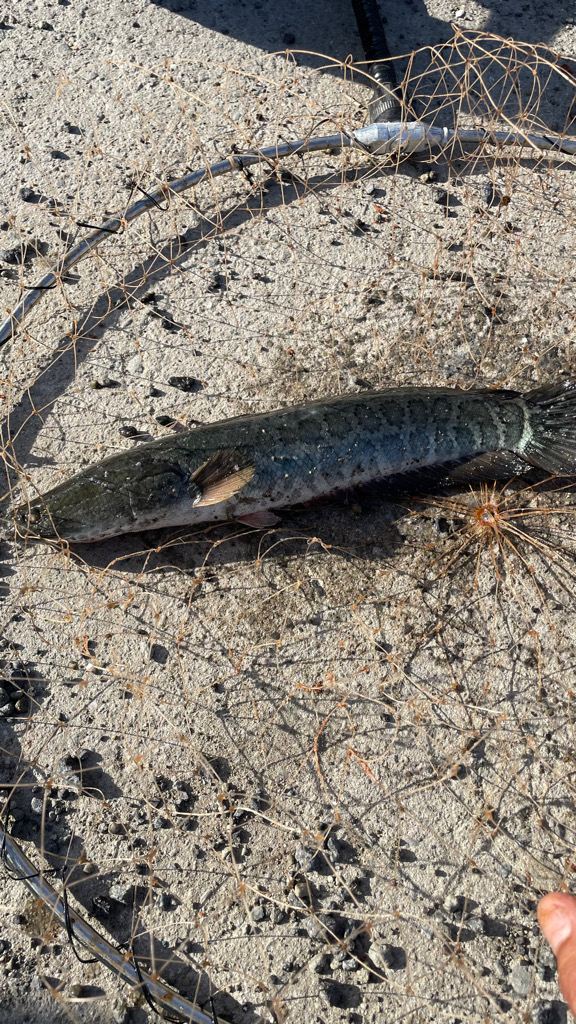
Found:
[326,837,344,863]
[294,880,313,903]
[89,377,119,390]
[510,962,533,997]
[295,843,322,872]
[92,895,112,917]
[109,883,133,905]
[206,271,223,292]
[467,915,484,934]
[320,980,357,1009]
[167,375,203,393]
[251,905,266,922]
[305,914,334,941]
[125,353,143,376]
[160,315,181,333]
[371,943,407,971]
[309,952,330,974]
[531,1001,565,1024]
[156,891,176,911]
[150,643,169,665]
[0,247,20,265]
[20,186,42,203]
[481,182,500,207]
[444,895,463,916]
[341,957,359,971]
[432,186,450,208]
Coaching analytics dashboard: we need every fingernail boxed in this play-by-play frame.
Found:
[543,907,573,954]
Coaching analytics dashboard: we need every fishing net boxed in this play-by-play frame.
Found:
[1,28,576,1024]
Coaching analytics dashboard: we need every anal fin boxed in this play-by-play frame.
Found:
[191,449,255,507]
[449,450,527,482]
[236,510,280,529]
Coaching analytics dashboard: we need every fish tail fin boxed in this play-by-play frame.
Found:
[521,378,576,474]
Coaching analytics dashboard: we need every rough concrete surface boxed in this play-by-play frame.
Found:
[1,1,576,1023]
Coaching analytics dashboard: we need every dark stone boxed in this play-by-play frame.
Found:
[0,247,20,264]
[91,895,112,918]
[167,375,203,393]
[532,1002,566,1024]
[150,643,169,665]
[320,981,361,1009]
[481,182,501,207]
[156,891,177,911]
[90,377,119,389]
[19,187,42,203]
[482,915,507,938]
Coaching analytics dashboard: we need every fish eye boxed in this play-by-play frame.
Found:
[27,511,41,525]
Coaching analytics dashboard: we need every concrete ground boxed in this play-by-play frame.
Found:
[1,1,576,1022]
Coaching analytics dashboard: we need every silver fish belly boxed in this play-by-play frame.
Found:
[9,381,576,542]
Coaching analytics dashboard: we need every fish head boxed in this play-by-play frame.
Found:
[7,444,255,544]
[9,477,128,544]
[9,455,196,544]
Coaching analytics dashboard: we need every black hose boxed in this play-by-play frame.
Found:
[351,0,402,122]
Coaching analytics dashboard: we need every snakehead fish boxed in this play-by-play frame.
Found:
[8,380,576,543]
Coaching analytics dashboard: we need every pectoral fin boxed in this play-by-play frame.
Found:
[191,450,255,507]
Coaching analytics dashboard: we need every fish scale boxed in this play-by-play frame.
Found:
[8,382,576,543]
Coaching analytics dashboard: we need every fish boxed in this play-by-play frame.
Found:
[8,379,576,543]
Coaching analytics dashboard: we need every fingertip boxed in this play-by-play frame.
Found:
[538,893,576,954]
[538,892,576,1014]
